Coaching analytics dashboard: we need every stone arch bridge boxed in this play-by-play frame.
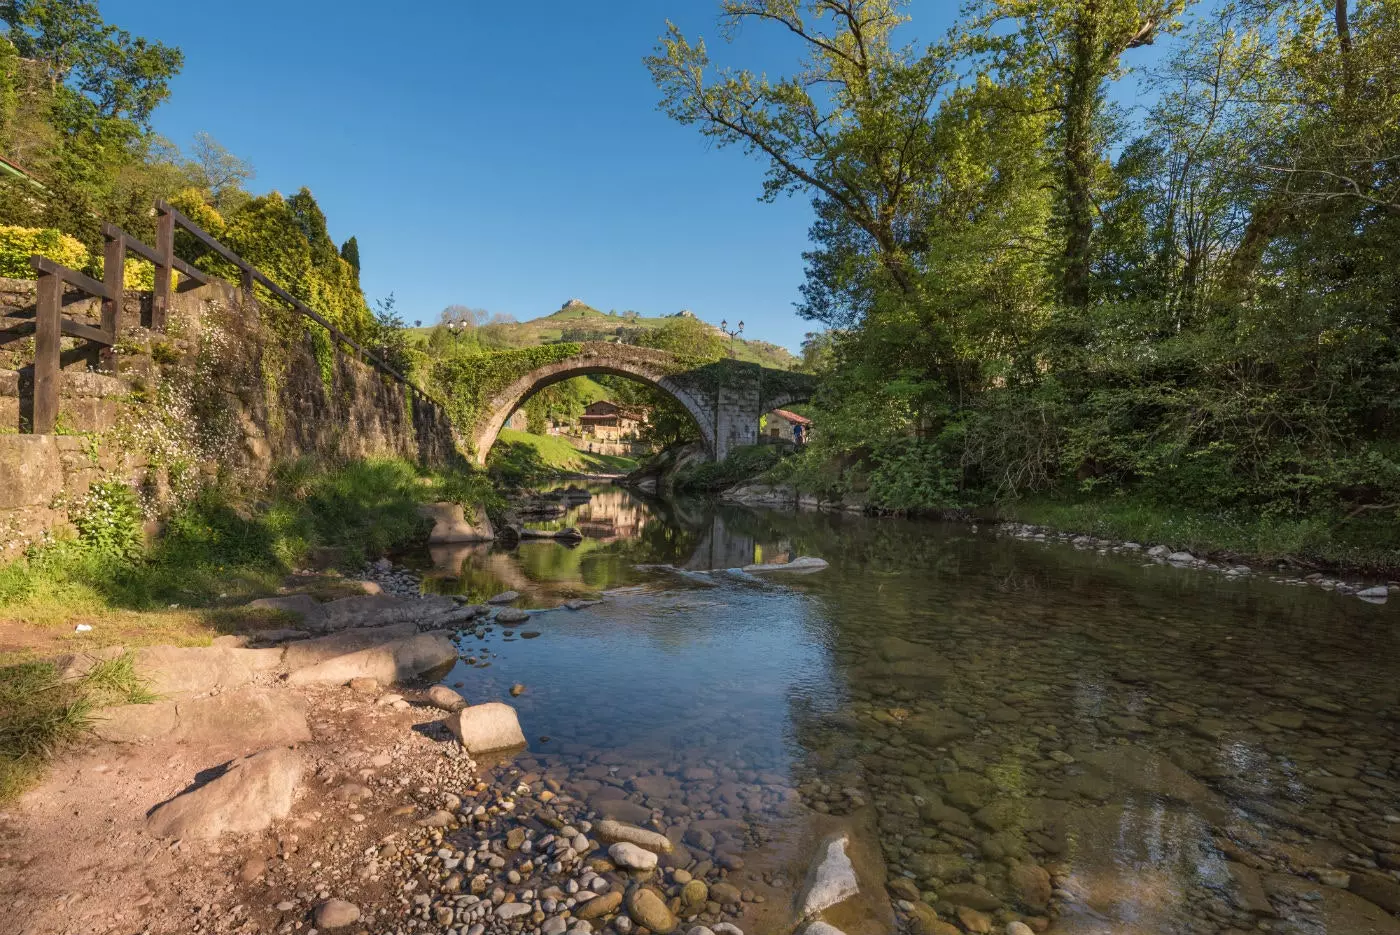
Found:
[469,342,815,464]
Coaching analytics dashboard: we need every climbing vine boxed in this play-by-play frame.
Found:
[430,344,583,434]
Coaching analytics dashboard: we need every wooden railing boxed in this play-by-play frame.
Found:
[20,199,440,434]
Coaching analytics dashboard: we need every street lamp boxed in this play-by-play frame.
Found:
[720,319,744,357]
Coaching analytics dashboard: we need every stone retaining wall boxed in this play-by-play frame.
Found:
[0,276,461,553]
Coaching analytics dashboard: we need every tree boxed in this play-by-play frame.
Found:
[635,314,724,360]
[647,1,952,299]
[340,235,360,274]
[0,0,182,129]
[962,0,1192,308]
[187,131,253,211]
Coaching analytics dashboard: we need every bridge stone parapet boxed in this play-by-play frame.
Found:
[466,342,814,464]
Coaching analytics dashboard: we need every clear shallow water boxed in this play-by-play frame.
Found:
[421,484,1400,935]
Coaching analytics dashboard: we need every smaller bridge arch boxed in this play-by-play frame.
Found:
[465,343,815,465]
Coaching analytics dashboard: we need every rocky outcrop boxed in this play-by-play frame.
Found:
[419,501,494,543]
[146,747,303,840]
[93,686,310,750]
[135,644,282,699]
[285,632,457,686]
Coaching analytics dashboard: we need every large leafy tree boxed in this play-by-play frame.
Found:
[0,0,183,241]
[647,0,951,300]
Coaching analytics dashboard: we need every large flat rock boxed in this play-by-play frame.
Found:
[285,632,457,685]
[308,594,458,633]
[92,686,311,752]
[281,623,418,671]
[146,747,303,840]
[136,645,283,699]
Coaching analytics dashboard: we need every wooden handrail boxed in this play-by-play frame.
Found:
[21,200,446,435]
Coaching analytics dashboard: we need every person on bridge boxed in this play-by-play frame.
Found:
[793,422,805,447]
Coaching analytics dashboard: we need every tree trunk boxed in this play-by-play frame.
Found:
[1060,8,1100,309]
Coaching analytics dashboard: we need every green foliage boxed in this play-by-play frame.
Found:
[0,650,153,804]
[654,0,1400,565]
[430,344,582,449]
[487,429,638,485]
[0,225,86,276]
[70,480,144,561]
[675,444,783,493]
[340,235,360,274]
[0,458,497,618]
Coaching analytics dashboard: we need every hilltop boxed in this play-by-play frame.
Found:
[409,300,799,369]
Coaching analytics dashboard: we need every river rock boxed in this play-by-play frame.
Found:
[281,623,418,669]
[681,879,708,909]
[577,890,622,920]
[427,684,467,711]
[445,702,526,752]
[496,607,531,624]
[95,685,311,753]
[626,887,676,934]
[1009,861,1052,911]
[146,748,302,840]
[710,881,742,905]
[798,833,860,917]
[609,842,658,870]
[308,593,457,633]
[135,644,282,699]
[419,501,494,543]
[314,899,360,929]
[1350,872,1400,914]
[487,590,520,604]
[594,820,673,854]
[940,883,1001,912]
[1006,923,1035,935]
[286,633,457,686]
[803,924,848,935]
[742,556,828,574]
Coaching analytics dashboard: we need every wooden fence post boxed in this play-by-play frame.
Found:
[101,228,125,372]
[32,269,61,434]
[153,206,174,331]
[239,265,254,304]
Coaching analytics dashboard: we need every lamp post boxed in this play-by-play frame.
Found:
[720,318,744,357]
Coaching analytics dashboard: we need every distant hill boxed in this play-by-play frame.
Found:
[409,301,799,369]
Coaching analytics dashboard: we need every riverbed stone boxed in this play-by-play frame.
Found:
[146,747,303,840]
[626,887,677,934]
[286,632,457,686]
[427,684,467,711]
[445,702,527,752]
[578,890,623,920]
[1009,861,1051,911]
[313,899,361,929]
[594,820,673,853]
[798,833,860,917]
[609,842,658,870]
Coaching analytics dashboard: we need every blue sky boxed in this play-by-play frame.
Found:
[103,1,1169,353]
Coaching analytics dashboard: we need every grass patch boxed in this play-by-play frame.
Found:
[488,429,638,484]
[0,650,153,804]
[0,457,503,628]
[1001,494,1400,573]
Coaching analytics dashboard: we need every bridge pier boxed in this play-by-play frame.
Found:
[709,365,763,461]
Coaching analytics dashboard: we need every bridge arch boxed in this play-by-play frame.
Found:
[469,345,717,465]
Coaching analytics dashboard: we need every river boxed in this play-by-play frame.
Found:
[408,482,1400,935]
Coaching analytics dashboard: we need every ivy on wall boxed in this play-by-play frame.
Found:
[430,344,583,440]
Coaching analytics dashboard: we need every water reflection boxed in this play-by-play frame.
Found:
[425,489,1400,935]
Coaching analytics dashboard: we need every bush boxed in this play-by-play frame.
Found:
[0,226,87,278]
[675,444,783,492]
